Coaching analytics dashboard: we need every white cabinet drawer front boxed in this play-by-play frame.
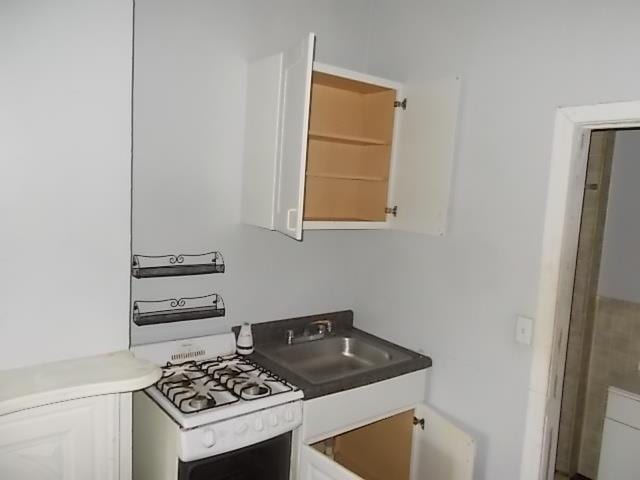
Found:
[607,390,640,429]
[302,370,427,443]
[0,395,119,480]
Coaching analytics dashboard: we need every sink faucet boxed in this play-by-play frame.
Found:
[285,320,334,345]
[306,319,333,336]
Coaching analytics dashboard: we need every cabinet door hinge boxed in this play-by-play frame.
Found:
[385,206,398,217]
[413,417,425,430]
[394,98,407,110]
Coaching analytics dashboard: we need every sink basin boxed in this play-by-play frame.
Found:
[257,333,411,384]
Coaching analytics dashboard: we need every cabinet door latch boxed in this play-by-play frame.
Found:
[413,417,425,430]
[385,206,398,217]
[394,98,407,110]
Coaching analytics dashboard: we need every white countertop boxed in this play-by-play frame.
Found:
[609,371,640,402]
[0,351,161,416]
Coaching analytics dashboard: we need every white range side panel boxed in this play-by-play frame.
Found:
[411,403,475,480]
[389,77,461,236]
[241,53,284,230]
[273,33,316,240]
[0,395,121,480]
[132,392,180,480]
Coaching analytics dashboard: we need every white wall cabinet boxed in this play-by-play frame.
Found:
[242,34,461,240]
[0,394,127,480]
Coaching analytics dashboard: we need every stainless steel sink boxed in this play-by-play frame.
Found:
[257,333,411,384]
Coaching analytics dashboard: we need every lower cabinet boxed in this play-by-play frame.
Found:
[0,394,128,480]
[597,388,640,480]
[299,404,475,480]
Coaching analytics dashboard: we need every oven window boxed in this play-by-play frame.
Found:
[178,432,292,480]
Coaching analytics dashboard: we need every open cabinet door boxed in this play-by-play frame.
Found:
[273,33,316,240]
[388,77,461,236]
[299,445,363,480]
[411,403,475,480]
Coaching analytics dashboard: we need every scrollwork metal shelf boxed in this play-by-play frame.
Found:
[131,251,225,278]
[133,293,225,326]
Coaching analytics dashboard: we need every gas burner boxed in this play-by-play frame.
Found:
[239,382,271,399]
[212,366,242,380]
[188,395,212,410]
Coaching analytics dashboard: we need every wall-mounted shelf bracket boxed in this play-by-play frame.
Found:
[132,251,225,278]
[133,293,225,326]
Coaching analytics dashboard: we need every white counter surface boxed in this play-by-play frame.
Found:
[0,351,161,416]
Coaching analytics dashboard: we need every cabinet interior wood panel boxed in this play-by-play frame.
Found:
[306,141,390,180]
[312,410,413,480]
[305,71,396,222]
[305,176,390,221]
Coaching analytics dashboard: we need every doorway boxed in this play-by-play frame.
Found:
[554,128,640,479]
[519,101,640,480]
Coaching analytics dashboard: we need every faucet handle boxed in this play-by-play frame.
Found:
[310,319,333,334]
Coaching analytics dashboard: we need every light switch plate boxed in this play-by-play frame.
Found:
[516,316,533,345]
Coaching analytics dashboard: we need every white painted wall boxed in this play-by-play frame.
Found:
[0,0,132,370]
[357,1,640,479]
[131,0,370,344]
[598,130,640,303]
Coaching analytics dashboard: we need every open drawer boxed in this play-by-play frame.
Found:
[299,404,475,480]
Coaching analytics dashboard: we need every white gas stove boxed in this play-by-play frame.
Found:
[131,333,302,479]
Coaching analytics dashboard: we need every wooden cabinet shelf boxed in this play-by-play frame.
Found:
[308,131,389,146]
[306,173,387,182]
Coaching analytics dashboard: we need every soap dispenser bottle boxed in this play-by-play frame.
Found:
[236,322,254,355]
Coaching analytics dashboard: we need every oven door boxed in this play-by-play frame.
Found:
[178,432,292,480]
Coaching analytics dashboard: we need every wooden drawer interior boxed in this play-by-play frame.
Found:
[311,410,414,480]
[304,71,396,222]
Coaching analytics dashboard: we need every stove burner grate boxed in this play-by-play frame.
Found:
[154,354,297,415]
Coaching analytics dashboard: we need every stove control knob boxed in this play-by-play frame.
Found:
[254,417,264,432]
[284,408,295,423]
[234,422,249,436]
[202,429,217,448]
[269,413,279,427]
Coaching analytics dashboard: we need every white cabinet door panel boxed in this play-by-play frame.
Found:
[389,77,461,236]
[242,52,284,230]
[273,33,315,240]
[299,445,362,480]
[0,395,119,480]
[411,403,475,480]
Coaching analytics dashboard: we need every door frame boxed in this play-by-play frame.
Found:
[520,100,640,480]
